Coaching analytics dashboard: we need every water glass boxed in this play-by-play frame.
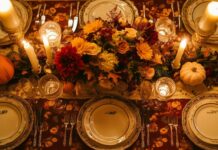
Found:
[155,17,176,42]
[154,77,176,100]
[39,21,62,48]
[38,74,63,99]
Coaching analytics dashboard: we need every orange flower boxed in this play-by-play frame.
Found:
[160,127,168,135]
[66,104,73,111]
[50,127,58,134]
[118,40,130,54]
[45,141,53,147]
[138,66,155,80]
[51,137,58,143]
[155,141,164,147]
[162,138,168,143]
[83,19,103,34]
[136,42,153,60]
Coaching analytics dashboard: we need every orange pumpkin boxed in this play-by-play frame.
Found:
[0,54,14,84]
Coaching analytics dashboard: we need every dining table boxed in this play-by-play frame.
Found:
[0,0,218,150]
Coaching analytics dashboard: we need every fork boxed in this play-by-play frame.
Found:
[171,1,181,30]
[168,116,174,147]
[68,3,73,28]
[69,111,77,146]
[63,112,70,147]
[173,116,179,148]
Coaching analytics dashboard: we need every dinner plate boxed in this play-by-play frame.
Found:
[182,94,218,150]
[79,0,138,26]
[0,0,32,46]
[77,96,141,149]
[0,94,33,150]
[182,0,218,44]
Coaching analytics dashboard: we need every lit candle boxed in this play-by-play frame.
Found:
[42,35,53,65]
[172,39,187,69]
[198,1,218,33]
[0,0,20,32]
[22,40,40,73]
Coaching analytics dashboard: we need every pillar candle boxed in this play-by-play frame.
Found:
[198,1,218,33]
[22,40,40,73]
[0,0,20,32]
[42,35,53,65]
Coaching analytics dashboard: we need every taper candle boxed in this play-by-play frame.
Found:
[22,40,40,73]
[0,0,20,32]
[172,39,187,69]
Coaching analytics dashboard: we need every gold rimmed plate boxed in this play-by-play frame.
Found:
[182,94,218,150]
[0,94,33,150]
[77,96,141,149]
[0,0,32,46]
[79,0,138,26]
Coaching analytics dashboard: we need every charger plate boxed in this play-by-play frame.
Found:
[79,0,138,26]
[0,95,33,150]
[0,0,32,46]
[182,0,218,44]
[77,97,141,149]
[182,94,218,150]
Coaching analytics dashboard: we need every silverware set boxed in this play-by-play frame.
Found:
[63,110,77,147]
[171,1,181,30]
[168,116,179,148]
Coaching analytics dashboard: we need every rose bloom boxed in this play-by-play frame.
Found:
[71,37,86,54]
[136,42,153,60]
[134,16,148,30]
[98,51,119,72]
[83,19,103,34]
[112,30,125,44]
[82,42,102,55]
[124,28,137,40]
[118,40,130,54]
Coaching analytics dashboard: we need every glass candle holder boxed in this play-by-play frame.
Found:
[155,17,176,42]
[154,77,176,100]
[39,21,62,48]
[38,74,63,99]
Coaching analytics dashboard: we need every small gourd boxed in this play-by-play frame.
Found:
[0,54,14,84]
[180,62,206,86]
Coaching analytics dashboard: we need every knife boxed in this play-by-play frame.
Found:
[72,1,80,32]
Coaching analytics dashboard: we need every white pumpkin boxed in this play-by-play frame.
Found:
[180,62,206,86]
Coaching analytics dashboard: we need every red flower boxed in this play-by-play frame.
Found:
[54,45,84,81]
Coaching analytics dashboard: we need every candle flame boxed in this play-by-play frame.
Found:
[0,0,12,12]
[180,38,187,49]
[208,2,218,17]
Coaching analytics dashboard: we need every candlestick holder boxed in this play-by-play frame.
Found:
[191,17,217,48]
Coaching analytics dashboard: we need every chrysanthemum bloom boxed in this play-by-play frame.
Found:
[98,51,118,72]
[136,42,153,60]
[54,45,84,81]
[83,19,103,34]
[82,42,102,55]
